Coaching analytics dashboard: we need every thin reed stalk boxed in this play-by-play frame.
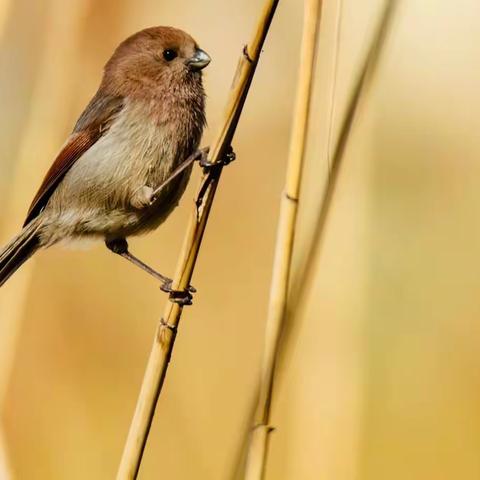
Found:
[240,3,397,478]
[243,1,323,479]
[116,1,280,478]
[286,0,398,341]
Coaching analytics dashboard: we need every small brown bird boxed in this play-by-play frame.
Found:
[0,26,211,294]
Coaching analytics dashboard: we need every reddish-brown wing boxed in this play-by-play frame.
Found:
[24,94,124,226]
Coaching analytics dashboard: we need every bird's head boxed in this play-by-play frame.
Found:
[102,26,211,97]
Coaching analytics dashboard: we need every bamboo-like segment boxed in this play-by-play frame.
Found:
[287,0,397,323]
[243,1,323,479]
[116,1,279,478]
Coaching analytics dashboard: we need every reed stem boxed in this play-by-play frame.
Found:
[243,1,323,479]
[116,2,280,478]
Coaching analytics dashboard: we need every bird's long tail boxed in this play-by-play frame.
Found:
[0,218,41,287]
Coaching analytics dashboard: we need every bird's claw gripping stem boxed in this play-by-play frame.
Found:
[160,279,196,306]
[199,145,236,172]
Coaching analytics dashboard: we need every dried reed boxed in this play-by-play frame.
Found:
[116,1,280,478]
[284,0,398,352]
[242,1,323,479]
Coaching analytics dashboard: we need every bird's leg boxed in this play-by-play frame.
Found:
[148,146,235,204]
[150,147,210,203]
[105,238,171,285]
[105,238,195,305]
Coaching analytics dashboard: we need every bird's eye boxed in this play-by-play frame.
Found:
[163,49,178,61]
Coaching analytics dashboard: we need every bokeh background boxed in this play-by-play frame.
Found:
[1,0,480,479]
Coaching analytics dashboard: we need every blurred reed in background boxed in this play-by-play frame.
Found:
[1,0,480,479]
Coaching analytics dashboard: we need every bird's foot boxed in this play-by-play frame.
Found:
[194,146,210,165]
[160,279,196,306]
[222,145,236,165]
[199,145,236,172]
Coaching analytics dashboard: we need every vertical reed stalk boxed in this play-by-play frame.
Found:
[116,1,280,478]
[243,2,397,478]
[243,1,323,479]
[287,0,397,323]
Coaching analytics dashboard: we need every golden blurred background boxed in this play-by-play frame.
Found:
[1,0,480,479]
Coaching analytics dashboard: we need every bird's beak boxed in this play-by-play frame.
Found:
[186,48,211,71]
